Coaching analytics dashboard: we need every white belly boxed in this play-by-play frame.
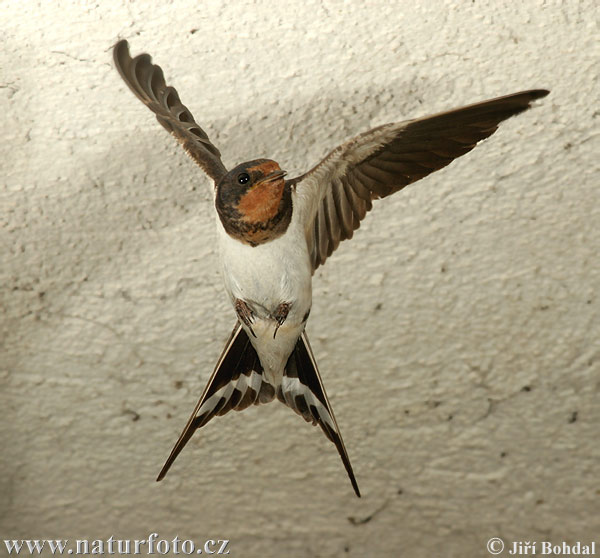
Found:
[216,213,312,383]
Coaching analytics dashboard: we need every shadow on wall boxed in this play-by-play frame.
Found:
[2,45,437,342]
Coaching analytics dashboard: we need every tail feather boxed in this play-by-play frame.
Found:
[157,323,360,497]
[157,321,273,481]
[279,332,361,497]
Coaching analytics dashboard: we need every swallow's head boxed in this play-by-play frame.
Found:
[216,159,292,246]
[226,159,287,192]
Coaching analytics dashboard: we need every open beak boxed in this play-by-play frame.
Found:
[257,170,287,184]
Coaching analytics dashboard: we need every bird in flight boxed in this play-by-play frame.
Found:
[113,39,548,497]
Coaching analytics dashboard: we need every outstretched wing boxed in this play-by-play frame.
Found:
[157,322,275,481]
[113,39,228,185]
[290,89,549,271]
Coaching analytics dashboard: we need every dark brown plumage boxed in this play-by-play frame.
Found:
[113,39,227,182]
[290,90,550,270]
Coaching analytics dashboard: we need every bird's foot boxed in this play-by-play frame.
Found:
[235,299,256,338]
[273,302,291,339]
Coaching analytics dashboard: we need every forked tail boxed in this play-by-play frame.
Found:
[157,323,360,497]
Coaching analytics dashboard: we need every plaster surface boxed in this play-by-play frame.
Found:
[1,1,599,556]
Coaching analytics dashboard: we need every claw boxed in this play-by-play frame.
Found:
[235,299,256,338]
[272,302,291,339]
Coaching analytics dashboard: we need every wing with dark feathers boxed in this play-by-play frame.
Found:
[157,322,275,481]
[113,39,228,185]
[290,89,550,271]
[278,331,360,497]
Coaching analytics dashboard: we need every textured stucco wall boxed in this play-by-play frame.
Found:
[2,1,599,557]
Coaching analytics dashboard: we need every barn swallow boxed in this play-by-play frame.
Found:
[113,39,548,497]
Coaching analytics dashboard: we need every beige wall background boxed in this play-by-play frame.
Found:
[2,1,599,556]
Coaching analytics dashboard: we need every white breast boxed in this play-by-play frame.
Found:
[217,217,311,315]
[215,202,313,382]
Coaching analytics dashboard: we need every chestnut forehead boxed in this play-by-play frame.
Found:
[246,160,281,175]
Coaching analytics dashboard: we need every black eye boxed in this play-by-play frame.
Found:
[237,173,250,185]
